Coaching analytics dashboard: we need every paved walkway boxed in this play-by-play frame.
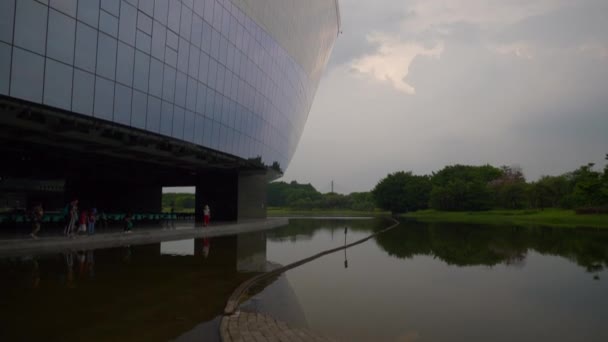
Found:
[220,311,336,342]
[0,218,288,257]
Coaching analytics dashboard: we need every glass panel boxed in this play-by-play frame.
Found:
[188,46,199,78]
[49,0,77,17]
[195,83,206,114]
[94,76,115,121]
[210,29,219,59]
[96,33,117,80]
[10,47,44,102]
[133,50,150,92]
[203,0,213,25]
[201,21,212,53]
[0,0,15,44]
[135,30,151,54]
[43,59,73,111]
[131,90,147,129]
[146,95,161,132]
[78,0,99,28]
[14,0,48,55]
[153,0,168,25]
[172,105,184,139]
[113,83,132,125]
[162,64,176,102]
[160,100,173,135]
[179,5,192,41]
[74,23,98,73]
[118,2,137,44]
[0,43,10,95]
[191,15,202,48]
[184,110,195,142]
[116,42,135,87]
[151,21,166,60]
[138,0,154,17]
[99,10,118,37]
[186,77,197,111]
[203,116,213,147]
[100,0,120,17]
[137,12,153,35]
[167,1,181,33]
[198,52,209,85]
[166,30,179,50]
[148,57,163,97]
[72,69,95,115]
[175,71,187,107]
[177,37,189,73]
[194,113,204,144]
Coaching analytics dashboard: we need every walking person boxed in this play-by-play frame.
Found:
[203,205,211,227]
[88,208,97,235]
[124,212,133,233]
[64,199,78,238]
[29,203,44,239]
[78,209,88,235]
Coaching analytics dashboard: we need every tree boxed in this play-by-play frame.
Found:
[489,166,528,209]
[372,171,432,213]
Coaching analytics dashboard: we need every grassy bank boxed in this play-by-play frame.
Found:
[403,209,608,228]
[267,207,389,217]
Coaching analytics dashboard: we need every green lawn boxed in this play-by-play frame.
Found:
[267,207,390,217]
[402,209,608,228]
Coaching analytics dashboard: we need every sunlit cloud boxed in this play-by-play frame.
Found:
[350,33,444,94]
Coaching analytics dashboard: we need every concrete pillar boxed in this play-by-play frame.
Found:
[237,171,268,220]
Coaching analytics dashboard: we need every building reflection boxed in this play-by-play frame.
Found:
[0,232,270,342]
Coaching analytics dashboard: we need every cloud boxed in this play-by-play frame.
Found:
[490,42,534,59]
[350,34,444,94]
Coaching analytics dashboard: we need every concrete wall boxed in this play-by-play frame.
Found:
[238,171,268,219]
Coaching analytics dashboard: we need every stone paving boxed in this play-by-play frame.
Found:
[221,311,337,342]
[0,218,288,257]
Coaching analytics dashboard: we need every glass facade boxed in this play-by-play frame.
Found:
[0,0,339,171]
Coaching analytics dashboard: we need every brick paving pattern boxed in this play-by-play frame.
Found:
[220,311,337,342]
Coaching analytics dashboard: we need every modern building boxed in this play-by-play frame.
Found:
[0,0,340,220]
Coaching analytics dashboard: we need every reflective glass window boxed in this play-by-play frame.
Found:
[203,0,213,24]
[216,64,225,95]
[100,0,119,17]
[43,59,73,111]
[188,45,200,78]
[191,15,203,48]
[221,7,230,37]
[162,64,176,102]
[146,95,161,132]
[195,83,206,114]
[205,89,214,118]
[50,0,76,17]
[212,120,220,149]
[133,50,150,92]
[137,13,153,35]
[208,58,217,86]
[96,33,117,80]
[114,84,132,125]
[153,0,168,25]
[78,0,99,28]
[193,0,204,17]
[219,36,228,65]
[94,76,115,121]
[160,100,173,135]
[184,110,195,142]
[118,2,137,44]
[138,0,154,17]
[175,71,187,107]
[151,21,166,60]
[148,57,163,97]
[131,90,148,129]
[194,113,204,144]
[47,10,76,65]
[75,23,97,73]
[0,43,10,95]
[72,69,95,115]
[165,46,177,68]
[166,30,179,50]
[136,30,152,54]
[212,1,221,30]
[180,5,192,41]
[172,106,185,139]
[99,10,119,37]
[116,42,135,87]
[0,1,15,44]
[14,0,48,55]
[201,21,212,52]
[167,1,181,33]
[211,29,220,59]
[186,76,198,111]
[177,38,189,73]
[203,116,213,147]
[198,52,209,85]
[10,47,44,102]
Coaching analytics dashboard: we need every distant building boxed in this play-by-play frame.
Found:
[0,0,339,219]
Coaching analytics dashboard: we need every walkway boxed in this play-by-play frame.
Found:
[0,218,288,257]
[220,312,336,342]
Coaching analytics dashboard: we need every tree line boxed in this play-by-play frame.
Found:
[267,181,376,211]
[373,155,608,213]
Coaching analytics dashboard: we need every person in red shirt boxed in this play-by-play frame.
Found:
[78,210,88,235]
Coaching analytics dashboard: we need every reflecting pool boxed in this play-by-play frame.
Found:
[1,218,607,341]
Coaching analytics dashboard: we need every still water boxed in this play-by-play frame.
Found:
[1,218,607,341]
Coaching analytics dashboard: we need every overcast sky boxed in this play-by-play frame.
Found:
[279,0,608,193]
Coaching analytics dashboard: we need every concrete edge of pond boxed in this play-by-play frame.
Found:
[0,218,289,257]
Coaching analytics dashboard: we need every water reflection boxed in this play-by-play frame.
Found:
[0,233,271,342]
